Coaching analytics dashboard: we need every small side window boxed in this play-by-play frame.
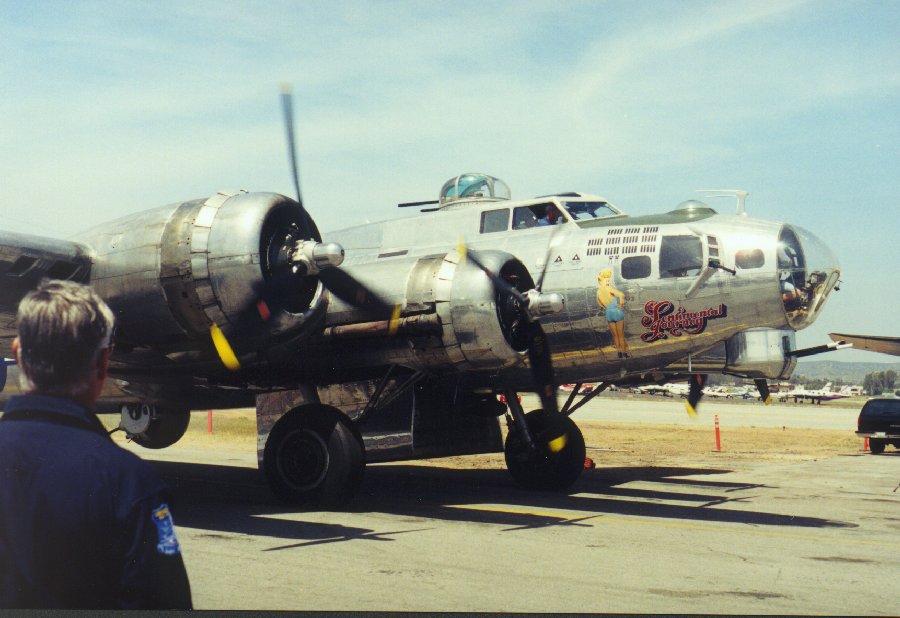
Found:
[621,256,651,279]
[736,248,764,269]
[480,209,509,233]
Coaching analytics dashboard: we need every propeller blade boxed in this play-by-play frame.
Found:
[527,320,558,416]
[457,241,528,304]
[210,323,241,371]
[534,223,567,292]
[318,267,400,325]
[754,378,772,405]
[279,84,314,241]
[210,86,402,372]
[207,278,285,370]
[459,241,562,441]
[685,374,708,418]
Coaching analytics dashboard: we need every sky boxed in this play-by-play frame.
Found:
[1,0,898,362]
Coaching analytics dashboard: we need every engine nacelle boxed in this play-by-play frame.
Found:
[322,250,536,374]
[438,250,533,370]
[75,191,326,352]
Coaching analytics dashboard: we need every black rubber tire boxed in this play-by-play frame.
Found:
[504,410,586,490]
[130,407,191,449]
[869,439,885,455]
[263,406,365,508]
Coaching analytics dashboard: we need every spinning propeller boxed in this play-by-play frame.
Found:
[211,86,399,370]
[685,374,707,418]
[683,374,773,418]
[754,378,772,405]
[457,230,567,448]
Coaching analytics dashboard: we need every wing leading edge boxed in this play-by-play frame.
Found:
[0,232,92,356]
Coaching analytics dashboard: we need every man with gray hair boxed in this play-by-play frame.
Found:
[0,280,192,609]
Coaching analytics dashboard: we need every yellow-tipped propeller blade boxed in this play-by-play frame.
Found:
[210,323,241,371]
[456,238,468,262]
[685,401,698,419]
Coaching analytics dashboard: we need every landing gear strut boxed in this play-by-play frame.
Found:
[503,390,585,490]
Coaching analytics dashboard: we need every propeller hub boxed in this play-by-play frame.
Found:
[291,240,346,275]
[525,290,565,319]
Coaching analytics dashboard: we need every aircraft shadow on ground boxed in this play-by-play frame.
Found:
[149,458,855,547]
[149,460,428,552]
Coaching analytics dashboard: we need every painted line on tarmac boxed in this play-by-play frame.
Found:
[446,504,900,549]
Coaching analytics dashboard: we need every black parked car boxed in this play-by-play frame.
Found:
[856,397,900,454]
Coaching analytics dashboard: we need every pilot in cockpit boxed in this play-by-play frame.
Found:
[537,204,561,226]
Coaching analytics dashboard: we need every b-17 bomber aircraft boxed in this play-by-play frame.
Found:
[0,93,846,507]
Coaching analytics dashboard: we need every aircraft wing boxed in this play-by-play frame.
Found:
[828,333,900,357]
[0,232,93,355]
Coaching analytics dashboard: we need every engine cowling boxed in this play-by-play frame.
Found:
[76,191,326,354]
[319,249,536,374]
[437,249,534,371]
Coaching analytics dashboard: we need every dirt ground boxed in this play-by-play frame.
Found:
[397,421,862,471]
[103,408,865,470]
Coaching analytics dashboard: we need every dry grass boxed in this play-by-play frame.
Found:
[100,410,257,449]
[99,409,865,468]
[578,421,860,466]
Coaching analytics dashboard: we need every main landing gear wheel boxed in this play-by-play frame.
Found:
[119,404,191,449]
[263,406,365,508]
[504,410,586,490]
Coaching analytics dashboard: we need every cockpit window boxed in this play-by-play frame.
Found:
[659,235,702,277]
[512,207,537,229]
[480,209,509,233]
[736,248,764,269]
[512,203,565,229]
[563,201,620,221]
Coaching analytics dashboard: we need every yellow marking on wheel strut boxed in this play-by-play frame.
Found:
[547,434,568,453]
[388,304,402,336]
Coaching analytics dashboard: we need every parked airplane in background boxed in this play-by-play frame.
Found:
[0,89,852,507]
[780,383,852,404]
[704,385,755,399]
[636,383,690,398]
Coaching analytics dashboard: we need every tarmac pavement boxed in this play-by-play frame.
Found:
[127,398,898,613]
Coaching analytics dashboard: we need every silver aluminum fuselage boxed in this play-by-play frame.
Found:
[314,194,838,387]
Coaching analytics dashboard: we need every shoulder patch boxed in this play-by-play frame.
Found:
[151,503,181,556]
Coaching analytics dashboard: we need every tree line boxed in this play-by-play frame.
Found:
[862,370,897,396]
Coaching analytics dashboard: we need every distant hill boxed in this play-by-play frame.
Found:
[794,360,900,383]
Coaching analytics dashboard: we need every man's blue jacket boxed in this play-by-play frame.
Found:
[0,394,192,609]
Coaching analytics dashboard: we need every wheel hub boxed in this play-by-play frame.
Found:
[119,403,154,435]
[276,427,330,491]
